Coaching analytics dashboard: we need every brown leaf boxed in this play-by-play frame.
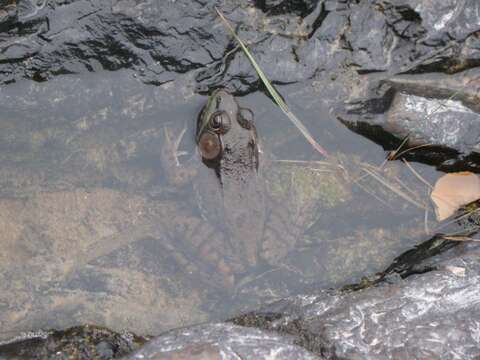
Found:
[430,171,480,221]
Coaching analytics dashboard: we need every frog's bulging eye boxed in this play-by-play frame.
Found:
[209,111,231,133]
[198,131,222,160]
[239,108,254,129]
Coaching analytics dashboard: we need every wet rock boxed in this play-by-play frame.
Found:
[340,67,480,169]
[121,235,480,359]
[0,0,479,90]
[253,0,318,17]
[408,0,480,42]
[381,0,480,74]
[3,235,479,359]
[125,323,321,360]
[235,241,480,358]
[0,0,16,31]
[345,2,396,73]
[0,325,146,359]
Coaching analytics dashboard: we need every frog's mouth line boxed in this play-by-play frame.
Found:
[196,92,220,143]
[196,105,208,144]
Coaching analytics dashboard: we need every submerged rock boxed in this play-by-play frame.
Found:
[125,239,480,359]
[0,187,210,338]
[2,236,478,359]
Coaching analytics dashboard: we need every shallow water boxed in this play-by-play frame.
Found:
[0,69,444,339]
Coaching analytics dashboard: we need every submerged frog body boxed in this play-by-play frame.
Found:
[161,89,325,287]
[195,89,266,268]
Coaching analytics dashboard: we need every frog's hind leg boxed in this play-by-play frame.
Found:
[169,212,239,289]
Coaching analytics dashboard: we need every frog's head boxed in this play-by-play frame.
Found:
[196,89,257,165]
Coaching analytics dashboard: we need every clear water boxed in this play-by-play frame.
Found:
[0,70,442,339]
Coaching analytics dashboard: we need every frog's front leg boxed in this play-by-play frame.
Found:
[161,125,198,187]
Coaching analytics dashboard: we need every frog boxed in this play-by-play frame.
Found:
[160,89,347,289]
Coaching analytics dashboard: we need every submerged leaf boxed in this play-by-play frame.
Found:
[430,172,480,221]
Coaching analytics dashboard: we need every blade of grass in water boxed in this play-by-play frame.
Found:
[215,7,329,158]
[362,167,426,210]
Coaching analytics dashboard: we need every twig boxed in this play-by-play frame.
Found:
[353,179,395,209]
[362,167,425,209]
[402,159,433,189]
[385,134,410,163]
[441,235,480,242]
[392,143,434,160]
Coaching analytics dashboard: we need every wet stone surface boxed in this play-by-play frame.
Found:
[125,239,480,359]
[340,67,480,170]
[125,323,321,360]
[0,325,146,359]
[230,240,480,359]
[0,0,479,89]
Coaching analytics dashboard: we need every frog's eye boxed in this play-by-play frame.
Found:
[209,111,231,134]
[198,131,222,160]
[239,108,254,129]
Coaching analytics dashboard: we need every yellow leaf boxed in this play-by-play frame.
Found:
[430,171,480,221]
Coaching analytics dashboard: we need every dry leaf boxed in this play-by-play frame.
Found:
[430,171,480,221]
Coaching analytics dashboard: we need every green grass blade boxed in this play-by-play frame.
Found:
[215,7,329,158]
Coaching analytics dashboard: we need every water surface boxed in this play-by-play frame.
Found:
[0,70,441,339]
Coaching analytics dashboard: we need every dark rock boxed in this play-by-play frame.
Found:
[406,0,480,42]
[0,0,16,32]
[0,0,479,91]
[340,67,480,169]
[253,0,319,17]
[345,2,396,73]
[0,325,146,359]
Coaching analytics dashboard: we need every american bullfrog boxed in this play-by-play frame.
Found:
[194,89,266,269]
[161,89,346,288]
[161,89,266,285]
